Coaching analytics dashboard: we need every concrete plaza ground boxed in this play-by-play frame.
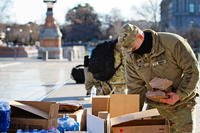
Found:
[0,58,199,132]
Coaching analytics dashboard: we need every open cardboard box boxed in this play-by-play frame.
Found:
[92,94,139,117]
[9,101,59,133]
[110,109,169,133]
[111,118,169,133]
[88,94,170,133]
[58,103,87,131]
[92,95,110,116]
[88,94,140,133]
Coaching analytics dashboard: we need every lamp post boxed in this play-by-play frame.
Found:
[6,27,11,46]
[19,28,23,45]
[109,35,113,40]
[29,29,33,45]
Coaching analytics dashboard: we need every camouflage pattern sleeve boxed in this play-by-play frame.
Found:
[109,48,126,94]
[173,40,199,101]
[84,67,100,95]
[125,54,146,110]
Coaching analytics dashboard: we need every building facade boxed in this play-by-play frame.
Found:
[160,0,200,31]
[39,0,63,59]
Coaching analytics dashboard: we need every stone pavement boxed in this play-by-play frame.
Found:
[0,57,84,101]
[0,58,199,132]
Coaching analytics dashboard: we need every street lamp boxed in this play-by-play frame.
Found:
[29,29,33,45]
[109,35,113,40]
[19,29,23,33]
[19,29,23,45]
[6,27,11,46]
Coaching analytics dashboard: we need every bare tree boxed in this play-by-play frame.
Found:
[63,3,102,42]
[110,8,123,22]
[131,0,161,30]
[0,0,13,23]
[100,8,124,39]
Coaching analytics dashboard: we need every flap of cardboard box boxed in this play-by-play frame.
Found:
[87,114,107,133]
[111,118,170,133]
[17,101,57,112]
[58,103,83,113]
[16,101,59,119]
[110,109,160,126]
[92,95,110,116]
[110,94,139,118]
[9,101,49,119]
[9,101,59,119]
[112,118,168,127]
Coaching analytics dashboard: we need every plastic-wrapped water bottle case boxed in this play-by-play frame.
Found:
[0,101,11,133]
[57,115,79,133]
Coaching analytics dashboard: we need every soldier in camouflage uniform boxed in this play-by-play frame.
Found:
[84,39,126,95]
[118,23,199,133]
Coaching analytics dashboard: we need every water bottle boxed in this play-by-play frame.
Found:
[39,129,48,133]
[23,129,30,133]
[65,116,79,131]
[16,129,23,133]
[90,86,96,98]
[0,101,11,133]
[57,117,66,133]
[32,129,38,133]
[57,116,79,133]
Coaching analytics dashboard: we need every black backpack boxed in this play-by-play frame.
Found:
[71,65,85,84]
[88,39,121,81]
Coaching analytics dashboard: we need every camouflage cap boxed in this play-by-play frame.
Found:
[118,23,141,50]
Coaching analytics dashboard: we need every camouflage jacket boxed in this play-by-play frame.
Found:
[126,29,199,109]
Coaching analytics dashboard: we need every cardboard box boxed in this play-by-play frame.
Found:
[92,95,110,116]
[58,103,87,131]
[87,113,109,133]
[110,108,169,133]
[88,94,140,133]
[109,94,139,118]
[92,94,139,118]
[112,118,170,133]
[9,101,59,132]
[87,109,166,133]
[88,94,170,133]
[110,109,160,126]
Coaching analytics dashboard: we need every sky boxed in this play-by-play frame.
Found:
[9,0,162,24]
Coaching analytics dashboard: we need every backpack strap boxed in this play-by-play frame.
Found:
[115,62,122,72]
[114,57,123,73]
[75,65,84,68]
[106,81,114,94]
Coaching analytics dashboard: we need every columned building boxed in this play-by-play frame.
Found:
[160,0,200,31]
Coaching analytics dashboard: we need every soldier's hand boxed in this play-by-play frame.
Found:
[159,92,180,105]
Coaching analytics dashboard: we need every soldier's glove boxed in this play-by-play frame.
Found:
[159,92,180,105]
[145,90,169,103]
[149,77,173,91]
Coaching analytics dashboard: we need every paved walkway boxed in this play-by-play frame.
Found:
[0,58,83,101]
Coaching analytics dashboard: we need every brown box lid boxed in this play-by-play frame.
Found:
[110,109,160,126]
[109,94,139,118]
